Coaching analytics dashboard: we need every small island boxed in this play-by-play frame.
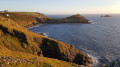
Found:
[100,15,112,17]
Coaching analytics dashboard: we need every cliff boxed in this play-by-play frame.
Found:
[0,16,93,66]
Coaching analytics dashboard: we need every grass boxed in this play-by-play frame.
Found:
[12,12,43,17]
[0,12,39,26]
[0,45,79,67]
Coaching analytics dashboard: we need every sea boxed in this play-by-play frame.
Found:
[28,14,120,66]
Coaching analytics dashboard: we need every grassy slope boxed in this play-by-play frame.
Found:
[0,12,50,27]
[12,12,41,17]
[0,16,80,67]
[0,45,79,67]
[0,14,92,67]
[12,12,47,18]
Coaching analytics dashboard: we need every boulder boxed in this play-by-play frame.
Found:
[109,58,120,67]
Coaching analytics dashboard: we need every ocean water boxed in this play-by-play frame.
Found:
[29,14,120,66]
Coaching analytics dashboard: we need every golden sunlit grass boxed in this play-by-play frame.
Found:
[0,45,78,67]
[12,12,42,17]
[0,16,80,67]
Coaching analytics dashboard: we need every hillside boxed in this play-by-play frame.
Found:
[0,12,51,27]
[0,45,79,67]
[12,12,44,17]
[0,16,93,67]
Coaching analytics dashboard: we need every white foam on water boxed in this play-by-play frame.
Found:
[89,20,96,24]
[87,54,100,67]
[38,32,49,37]
[43,33,49,37]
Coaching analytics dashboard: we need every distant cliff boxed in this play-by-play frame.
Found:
[0,16,93,66]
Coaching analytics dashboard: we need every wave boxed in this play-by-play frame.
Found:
[89,20,96,24]
[38,32,49,37]
[87,54,100,67]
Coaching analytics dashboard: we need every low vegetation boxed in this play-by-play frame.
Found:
[0,45,79,67]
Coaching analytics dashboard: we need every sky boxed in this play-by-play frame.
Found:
[0,0,120,14]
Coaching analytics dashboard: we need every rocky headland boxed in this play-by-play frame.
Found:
[45,14,90,24]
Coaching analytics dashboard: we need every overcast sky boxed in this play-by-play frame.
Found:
[0,0,120,14]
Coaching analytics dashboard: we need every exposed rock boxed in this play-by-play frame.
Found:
[109,58,120,67]
[100,15,112,17]
[40,38,93,66]
[0,56,31,64]
[0,30,3,37]
[102,64,107,67]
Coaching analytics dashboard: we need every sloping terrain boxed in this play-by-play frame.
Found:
[0,45,79,67]
[0,12,51,27]
[0,14,92,67]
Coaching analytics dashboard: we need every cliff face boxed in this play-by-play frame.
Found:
[0,16,93,66]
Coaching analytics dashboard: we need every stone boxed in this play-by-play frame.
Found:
[109,58,120,67]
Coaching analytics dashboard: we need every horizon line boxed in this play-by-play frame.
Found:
[0,10,120,15]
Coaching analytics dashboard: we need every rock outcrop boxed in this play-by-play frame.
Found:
[100,15,112,17]
[109,58,120,67]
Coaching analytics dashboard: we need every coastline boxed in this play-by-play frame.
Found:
[27,22,94,64]
[0,13,93,66]
[26,21,91,28]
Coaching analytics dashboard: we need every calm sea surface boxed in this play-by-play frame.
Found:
[29,14,120,66]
